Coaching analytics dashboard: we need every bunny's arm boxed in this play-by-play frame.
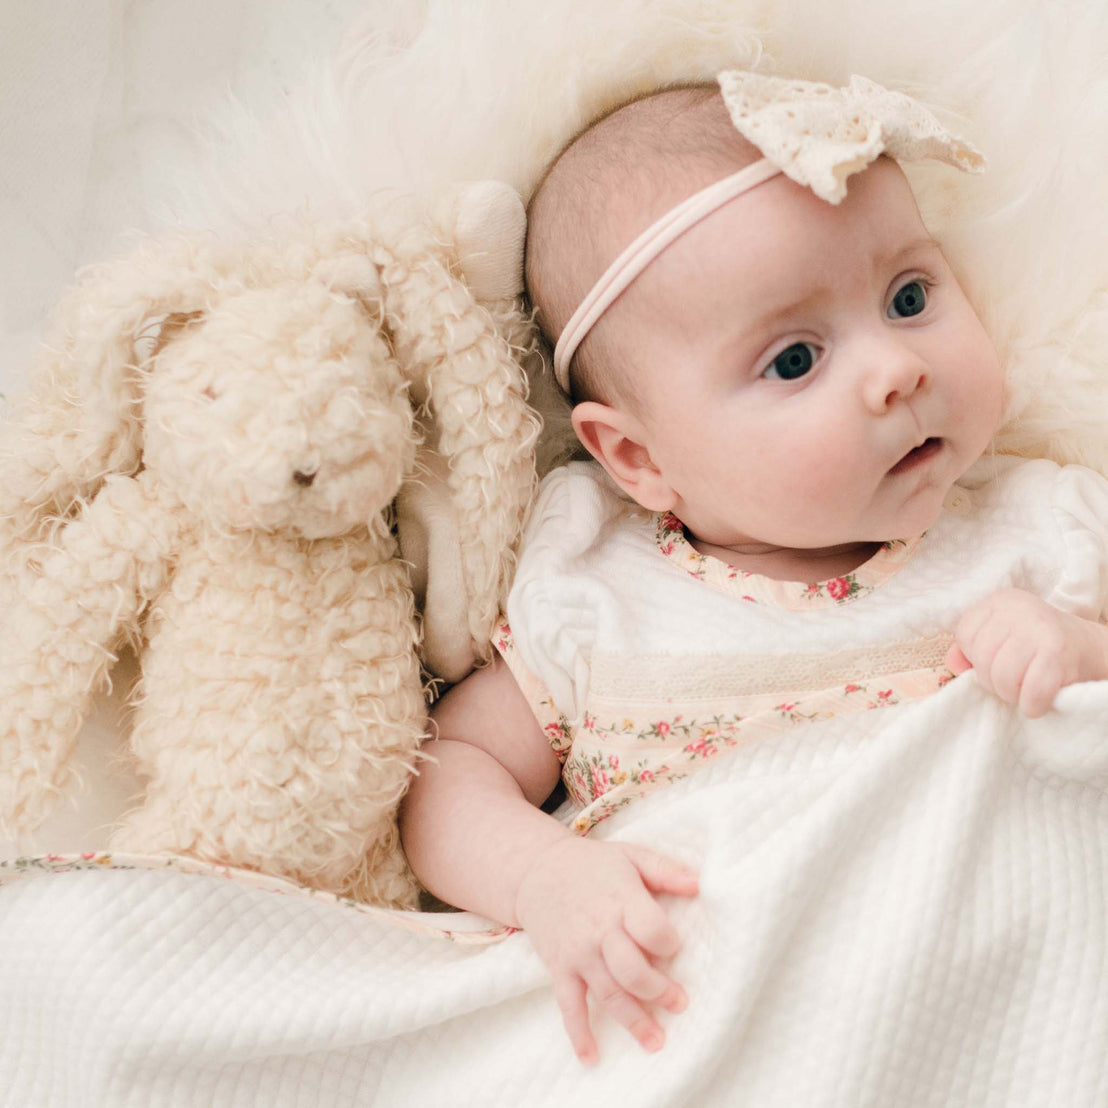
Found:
[0,471,183,837]
[375,235,538,664]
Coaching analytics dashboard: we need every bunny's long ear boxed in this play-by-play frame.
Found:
[0,233,232,551]
[374,197,539,665]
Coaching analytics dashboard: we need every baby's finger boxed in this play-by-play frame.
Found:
[987,635,1037,706]
[624,845,699,898]
[553,975,598,1066]
[585,966,667,1054]
[601,929,686,1011]
[944,643,973,675]
[961,623,1016,695]
[953,601,996,657]
[1018,655,1063,718]
[623,894,684,961]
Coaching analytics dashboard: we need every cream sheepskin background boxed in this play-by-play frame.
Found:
[4,0,1108,857]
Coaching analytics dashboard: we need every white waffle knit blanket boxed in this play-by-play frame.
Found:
[3,674,1108,1107]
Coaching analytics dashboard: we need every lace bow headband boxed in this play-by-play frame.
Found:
[551,71,985,394]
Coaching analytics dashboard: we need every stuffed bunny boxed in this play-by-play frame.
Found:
[0,195,538,907]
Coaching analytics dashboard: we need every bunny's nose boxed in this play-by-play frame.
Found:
[292,468,317,488]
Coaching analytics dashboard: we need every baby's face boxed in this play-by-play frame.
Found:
[613,157,1005,550]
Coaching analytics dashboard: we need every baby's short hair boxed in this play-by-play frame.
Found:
[525,84,761,406]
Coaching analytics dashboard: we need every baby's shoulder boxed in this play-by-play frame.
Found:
[935,456,1108,588]
[522,461,648,561]
[531,459,631,513]
[954,455,1108,514]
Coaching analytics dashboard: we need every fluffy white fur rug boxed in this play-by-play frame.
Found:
[176,0,1108,476]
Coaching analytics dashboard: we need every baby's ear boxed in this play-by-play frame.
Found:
[571,402,677,512]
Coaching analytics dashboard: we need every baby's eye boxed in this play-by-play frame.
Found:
[763,342,818,381]
[888,280,927,319]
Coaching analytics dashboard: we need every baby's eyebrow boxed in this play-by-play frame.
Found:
[709,235,947,362]
[882,236,944,265]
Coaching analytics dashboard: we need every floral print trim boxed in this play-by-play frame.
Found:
[564,667,953,833]
[492,617,955,835]
[494,619,573,760]
[0,853,513,945]
[656,512,921,609]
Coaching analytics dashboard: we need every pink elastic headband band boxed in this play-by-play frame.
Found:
[552,157,782,393]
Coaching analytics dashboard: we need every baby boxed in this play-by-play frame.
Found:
[400,76,1108,1065]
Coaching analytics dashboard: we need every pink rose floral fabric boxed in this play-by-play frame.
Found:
[655,512,920,609]
[495,618,952,834]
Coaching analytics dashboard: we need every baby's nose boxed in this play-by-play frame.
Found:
[878,371,925,409]
[862,352,928,413]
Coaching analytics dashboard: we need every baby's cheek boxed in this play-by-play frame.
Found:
[751,462,851,534]
[787,427,862,493]
[949,320,1005,433]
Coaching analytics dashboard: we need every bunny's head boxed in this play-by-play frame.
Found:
[2,201,539,666]
[143,276,412,539]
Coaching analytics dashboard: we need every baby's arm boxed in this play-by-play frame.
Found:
[946,588,1108,716]
[399,655,698,1064]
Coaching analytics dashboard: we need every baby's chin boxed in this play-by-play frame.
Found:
[875,492,951,543]
[791,499,949,551]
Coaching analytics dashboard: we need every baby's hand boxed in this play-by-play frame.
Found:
[946,588,1108,717]
[514,836,699,1066]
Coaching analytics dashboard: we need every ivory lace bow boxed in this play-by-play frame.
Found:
[717,71,985,204]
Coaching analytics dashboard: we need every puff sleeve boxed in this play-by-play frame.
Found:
[498,463,625,737]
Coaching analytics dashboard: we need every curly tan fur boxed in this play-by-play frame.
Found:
[0,207,537,905]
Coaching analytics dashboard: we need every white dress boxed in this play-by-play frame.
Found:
[497,454,1108,831]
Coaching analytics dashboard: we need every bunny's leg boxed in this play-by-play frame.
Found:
[0,473,179,838]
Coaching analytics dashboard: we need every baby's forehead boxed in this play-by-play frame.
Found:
[562,91,757,228]
[637,157,936,325]
[527,88,761,323]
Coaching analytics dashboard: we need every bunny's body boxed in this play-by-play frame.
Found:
[124,512,423,906]
[0,206,539,904]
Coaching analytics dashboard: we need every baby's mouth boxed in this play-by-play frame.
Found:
[889,437,943,476]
